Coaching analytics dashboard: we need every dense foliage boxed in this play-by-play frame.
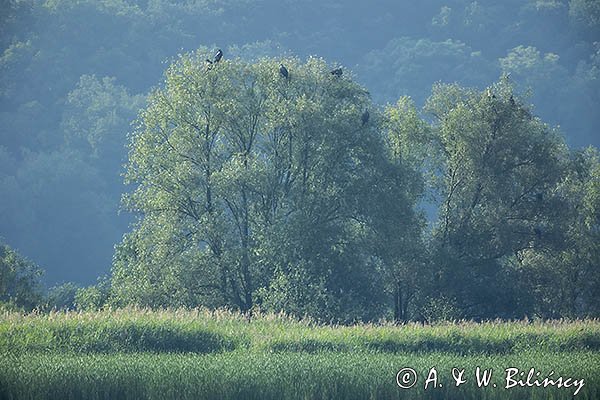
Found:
[108,55,422,322]
[1,1,599,321]
[97,55,597,321]
[1,0,599,285]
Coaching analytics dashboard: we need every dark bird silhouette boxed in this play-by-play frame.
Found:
[509,95,515,106]
[330,67,343,77]
[214,49,223,63]
[279,63,289,79]
[361,110,370,126]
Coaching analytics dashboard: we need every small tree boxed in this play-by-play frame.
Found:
[45,282,79,310]
[75,276,111,311]
[0,242,43,310]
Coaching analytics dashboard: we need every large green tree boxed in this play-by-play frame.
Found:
[110,53,423,321]
[418,78,571,319]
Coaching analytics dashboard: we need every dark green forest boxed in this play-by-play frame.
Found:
[1,0,599,322]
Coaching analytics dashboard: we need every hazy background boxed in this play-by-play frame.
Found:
[1,0,598,286]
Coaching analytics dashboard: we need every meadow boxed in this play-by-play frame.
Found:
[1,309,599,399]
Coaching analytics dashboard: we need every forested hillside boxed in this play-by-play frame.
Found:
[1,0,599,321]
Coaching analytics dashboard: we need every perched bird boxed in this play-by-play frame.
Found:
[214,49,223,63]
[330,67,343,77]
[486,88,496,99]
[361,110,370,126]
[509,95,515,106]
[279,63,289,79]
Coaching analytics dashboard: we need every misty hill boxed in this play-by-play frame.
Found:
[1,0,598,286]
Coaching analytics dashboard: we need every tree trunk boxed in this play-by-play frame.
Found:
[393,280,405,322]
[240,188,253,313]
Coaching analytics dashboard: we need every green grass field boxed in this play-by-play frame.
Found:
[1,309,599,399]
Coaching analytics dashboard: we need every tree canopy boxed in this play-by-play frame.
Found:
[103,54,600,322]
[109,54,424,321]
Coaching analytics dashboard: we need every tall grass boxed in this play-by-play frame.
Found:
[1,351,599,399]
[1,308,599,354]
[1,309,599,399]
